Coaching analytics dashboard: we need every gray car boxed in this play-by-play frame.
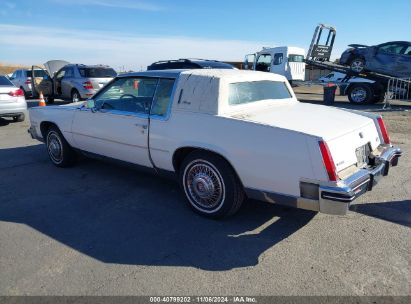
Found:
[9,69,48,98]
[339,41,411,78]
[32,61,117,103]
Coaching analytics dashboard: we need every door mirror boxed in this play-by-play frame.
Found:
[85,99,96,109]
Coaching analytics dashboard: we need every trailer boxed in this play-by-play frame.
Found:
[305,24,410,105]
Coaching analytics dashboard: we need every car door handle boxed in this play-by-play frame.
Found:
[135,123,148,129]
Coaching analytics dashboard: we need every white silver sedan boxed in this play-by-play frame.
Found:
[0,75,27,122]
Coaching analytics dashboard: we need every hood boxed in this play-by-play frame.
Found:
[43,60,70,76]
[347,44,368,48]
[229,102,374,141]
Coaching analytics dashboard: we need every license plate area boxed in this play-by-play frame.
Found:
[355,143,371,168]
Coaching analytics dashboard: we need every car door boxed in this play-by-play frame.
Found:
[396,44,411,78]
[370,43,403,75]
[61,67,74,98]
[54,68,66,97]
[71,76,158,167]
[255,53,272,72]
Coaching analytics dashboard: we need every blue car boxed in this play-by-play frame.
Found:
[339,41,411,78]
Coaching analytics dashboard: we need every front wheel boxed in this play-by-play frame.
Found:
[46,126,76,167]
[350,57,365,73]
[180,151,245,218]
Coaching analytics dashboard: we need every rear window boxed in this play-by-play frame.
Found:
[79,67,117,78]
[288,54,304,62]
[26,70,48,78]
[0,76,13,86]
[228,81,292,105]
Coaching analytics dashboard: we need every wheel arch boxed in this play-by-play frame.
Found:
[39,121,60,139]
[172,146,245,188]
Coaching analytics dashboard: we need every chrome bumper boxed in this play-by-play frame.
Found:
[318,145,402,215]
[28,126,43,142]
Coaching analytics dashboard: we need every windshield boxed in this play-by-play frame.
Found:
[288,54,304,62]
[79,67,117,78]
[0,76,13,86]
[228,81,292,105]
[27,70,48,78]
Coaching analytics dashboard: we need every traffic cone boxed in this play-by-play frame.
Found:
[38,92,46,107]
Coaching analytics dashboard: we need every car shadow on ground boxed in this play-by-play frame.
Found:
[0,117,12,126]
[350,200,411,228]
[0,145,316,271]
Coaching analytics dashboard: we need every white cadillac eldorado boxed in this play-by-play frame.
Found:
[28,69,402,218]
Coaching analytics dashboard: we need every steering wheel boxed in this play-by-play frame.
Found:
[120,94,137,100]
[120,94,146,112]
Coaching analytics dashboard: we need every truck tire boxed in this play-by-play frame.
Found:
[45,126,76,167]
[347,83,374,104]
[350,57,365,73]
[180,151,245,219]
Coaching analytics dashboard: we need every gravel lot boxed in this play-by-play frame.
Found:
[0,90,410,296]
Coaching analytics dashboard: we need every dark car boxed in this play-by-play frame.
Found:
[339,41,411,78]
[147,59,235,70]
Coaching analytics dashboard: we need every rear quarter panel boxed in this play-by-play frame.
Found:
[149,112,327,197]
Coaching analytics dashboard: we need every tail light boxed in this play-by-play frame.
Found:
[8,89,24,97]
[83,81,93,89]
[25,78,31,84]
[377,117,390,144]
[319,140,338,182]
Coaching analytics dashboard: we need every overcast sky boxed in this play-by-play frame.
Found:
[1,0,410,71]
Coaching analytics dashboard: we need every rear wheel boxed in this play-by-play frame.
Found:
[12,114,25,122]
[350,57,365,73]
[46,97,54,104]
[347,83,374,104]
[179,151,245,218]
[71,89,81,103]
[45,126,76,167]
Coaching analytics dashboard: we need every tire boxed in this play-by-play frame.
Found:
[71,89,81,103]
[46,97,55,104]
[12,114,25,122]
[45,126,76,167]
[179,151,245,219]
[347,84,374,104]
[350,57,365,73]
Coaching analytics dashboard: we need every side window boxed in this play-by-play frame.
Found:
[94,77,158,115]
[402,45,411,56]
[378,43,404,55]
[55,69,66,79]
[16,70,22,78]
[273,53,284,65]
[151,78,175,117]
[65,67,74,78]
[255,54,272,72]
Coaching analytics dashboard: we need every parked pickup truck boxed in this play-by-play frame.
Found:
[28,69,402,218]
